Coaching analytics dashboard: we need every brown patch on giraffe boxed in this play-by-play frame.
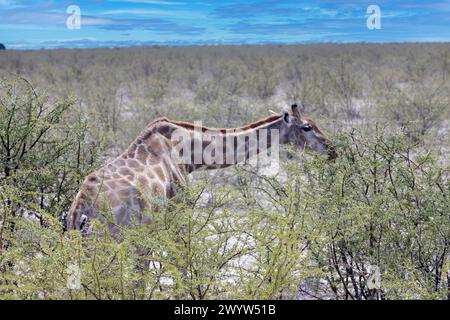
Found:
[127,159,145,172]
[82,183,97,194]
[117,179,130,188]
[145,145,159,157]
[76,192,88,202]
[146,171,155,179]
[127,143,137,157]
[164,139,174,150]
[106,180,118,190]
[146,136,166,156]
[116,159,126,166]
[152,143,165,156]
[151,182,163,195]
[118,167,135,179]
[147,156,160,165]
[136,145,148,164]
[87,174,99,183]
[102,192,120,208]
[202,139,214,150]
[112,173,121,180]
[107,164,117,172]
[102,183,112,191]
[139,130,153,142]
[137,176,149,189]
[127,159,139,168]
[137,117,170,141]
[118,188,130,199]
[157,124,174,137]
[162,137,172,149]
[80,185,99,203]
[153,166,165,181]
[73,200,84,213]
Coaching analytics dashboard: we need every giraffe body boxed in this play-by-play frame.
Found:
[67,105,336,234]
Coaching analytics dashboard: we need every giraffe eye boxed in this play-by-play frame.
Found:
[301,125,312,132]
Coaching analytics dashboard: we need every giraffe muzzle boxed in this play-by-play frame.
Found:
[327,144,338,161]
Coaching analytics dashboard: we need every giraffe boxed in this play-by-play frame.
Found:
[67,104,336,235]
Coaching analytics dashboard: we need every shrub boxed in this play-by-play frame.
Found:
[289,127,449,299]
[0,115,447,299]
[0,76,102,250]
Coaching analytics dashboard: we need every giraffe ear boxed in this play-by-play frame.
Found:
[291,104,302,119]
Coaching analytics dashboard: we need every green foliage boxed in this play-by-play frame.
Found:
[0,45,448,300]
[1,119,448,299]
[1,44,448,143]
[0,75,103,250]
[295,127,448,299]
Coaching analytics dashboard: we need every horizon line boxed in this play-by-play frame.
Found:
[3,40,450,51]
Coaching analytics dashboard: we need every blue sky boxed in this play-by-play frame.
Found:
[0,0,449,49]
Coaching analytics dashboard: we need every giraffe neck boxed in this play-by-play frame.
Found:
[144,115,286,173]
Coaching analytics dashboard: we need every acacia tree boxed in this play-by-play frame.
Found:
[296,127,449,299]
[0,76,101,251]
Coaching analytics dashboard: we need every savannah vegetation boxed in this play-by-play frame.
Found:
[0,44,449,299]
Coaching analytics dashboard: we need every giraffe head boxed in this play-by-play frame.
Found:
[279,104,337,160]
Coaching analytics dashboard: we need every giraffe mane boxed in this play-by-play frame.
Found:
[135,114,283,143]
[167,114,283,133]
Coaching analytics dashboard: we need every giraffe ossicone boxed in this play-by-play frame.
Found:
[67,104,336,234]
